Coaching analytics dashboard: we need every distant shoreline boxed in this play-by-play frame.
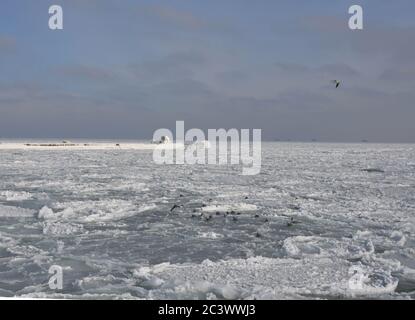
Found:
[0,141,179,150]
[0,141,414,151]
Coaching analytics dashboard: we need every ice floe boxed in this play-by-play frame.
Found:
[38,201,157,223]
[201,203,257,213]
[0,204,36,218]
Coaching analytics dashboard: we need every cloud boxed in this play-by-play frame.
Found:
[380,68,415,82]
[135,4,235,35]
[129,51,206,84]
[301,15,347,33]
[274,63,310,74]
[0,36,16,52]
[55,65,115,81]
[144,5,205,29]
[317,63,359,77]
[2,72,415,142]
[0,81,158,139]
[301,14,415,63]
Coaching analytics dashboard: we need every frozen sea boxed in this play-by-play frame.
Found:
[0,142,414,299]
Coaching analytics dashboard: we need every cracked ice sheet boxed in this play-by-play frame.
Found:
[0,142,414,299]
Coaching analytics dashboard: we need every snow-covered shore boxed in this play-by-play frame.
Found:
[0,142,179,150]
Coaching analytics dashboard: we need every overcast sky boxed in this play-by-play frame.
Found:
[0,0,414,142]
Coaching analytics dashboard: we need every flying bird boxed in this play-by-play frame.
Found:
[170,204,182,212]
[331,80,341,88]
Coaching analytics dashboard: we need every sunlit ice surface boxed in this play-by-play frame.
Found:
[0,142,414,299]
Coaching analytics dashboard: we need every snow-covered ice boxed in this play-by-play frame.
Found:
[0,142,414,299]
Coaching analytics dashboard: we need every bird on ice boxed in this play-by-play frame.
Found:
[331,80,341,88]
